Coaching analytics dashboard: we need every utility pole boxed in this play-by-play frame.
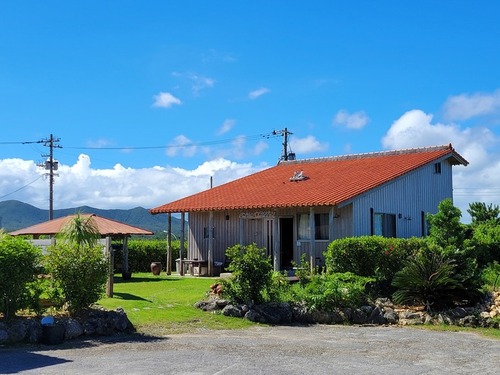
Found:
[273,128,295,162]
[39,134,61,220]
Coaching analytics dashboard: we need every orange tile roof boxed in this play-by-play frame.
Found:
[9,214,153,237]
[150,144,468,214]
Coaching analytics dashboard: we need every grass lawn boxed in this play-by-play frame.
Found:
[97,273,256,336]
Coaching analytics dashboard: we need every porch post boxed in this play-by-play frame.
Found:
[180,212,185,276]
[329,207,335,242]
[239,217,244,245]
[208,211,214,276]
[273,217,280,271]
[309,207,315,271]
[105,236,113,297]
[123,236,129,276]
[166,214,172,275]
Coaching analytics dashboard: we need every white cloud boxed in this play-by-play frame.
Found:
[443,89,500,121]
[218,119,236,135]
[290,135,328,154]
[382,109,500,222]
[166,135,197,157]
[248,87,270,100]
[333,110,370,130]
[152,92,182,108]
[172,72,216,94]
[0,155,265,211]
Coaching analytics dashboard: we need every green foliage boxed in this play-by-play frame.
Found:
[427,198,466,250]
[481,262,500,292]
[59,213,101,248]
[46,215,109,315]
[324,236,424,283]
[392,249,467,310]
[467,222,500,268]
[0,232,43,320]
[220,243,274,304]
[46,242,109,314]
[291,253,313,288]
[468,202,500,226]
[292,272,373,311]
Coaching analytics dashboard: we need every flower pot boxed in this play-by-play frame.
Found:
[150,262,162,275]
[42,324,65,345]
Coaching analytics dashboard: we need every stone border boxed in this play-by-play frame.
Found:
[195,291,500,328]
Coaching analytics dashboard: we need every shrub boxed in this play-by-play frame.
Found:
[292,272,373,311]
[481,262,500,292]
[391,248,467,310]
[324,236,424,285]
[45,242,109,315]
[0,232,43,320]
[467,223,500,269]
[45,215,109,315]
[219,243,274,304]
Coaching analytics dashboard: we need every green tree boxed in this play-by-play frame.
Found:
[0,231,42,320]
[45,214,109,315]
[427,198,466,250]
[467,202,500,226]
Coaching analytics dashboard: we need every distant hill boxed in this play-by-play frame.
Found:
[0,200,182,237]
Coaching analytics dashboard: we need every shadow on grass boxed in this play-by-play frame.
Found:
[112,292,152,302]
[114,276,181,283]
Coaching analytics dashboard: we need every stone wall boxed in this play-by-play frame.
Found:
[0,307,135,345]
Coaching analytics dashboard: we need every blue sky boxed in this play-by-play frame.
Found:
[1,1,499,220]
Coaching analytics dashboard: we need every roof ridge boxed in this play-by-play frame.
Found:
[280,144,453,164]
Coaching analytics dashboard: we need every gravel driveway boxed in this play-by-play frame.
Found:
[1,325,499,374]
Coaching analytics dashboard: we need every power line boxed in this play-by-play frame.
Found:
[0,175,44,200]
[63,132,279,151]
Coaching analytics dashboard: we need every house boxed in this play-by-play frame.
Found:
[150,144,468,274]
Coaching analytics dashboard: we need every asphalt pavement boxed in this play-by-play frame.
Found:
[1,325,499,374]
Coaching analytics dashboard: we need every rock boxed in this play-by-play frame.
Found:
[244,309,264,323]
[64,318,83,340]
[7,321,27,343]
[375,298,394,309]
[351,308,368,324]
[448,307,468,319]
[368,307,386,325]
[383,308,398,325]
[253,304,283,324]
[0,328,9,344]
[222,304,244,318]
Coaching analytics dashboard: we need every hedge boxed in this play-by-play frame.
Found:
[113,239,184,273]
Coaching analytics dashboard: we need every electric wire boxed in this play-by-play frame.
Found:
[0,175,44,200]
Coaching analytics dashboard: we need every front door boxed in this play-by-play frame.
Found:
[280,217,294,269]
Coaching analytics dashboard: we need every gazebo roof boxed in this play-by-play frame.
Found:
[9,214,154,237]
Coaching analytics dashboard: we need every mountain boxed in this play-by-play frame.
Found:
[0,200,181,237]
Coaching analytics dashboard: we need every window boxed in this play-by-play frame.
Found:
[297,213,329,240]
[203,227,215,239]
[434,162,442,174]
[373,213,396,238]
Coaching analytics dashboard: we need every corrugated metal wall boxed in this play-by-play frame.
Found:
[352,158,454,237]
